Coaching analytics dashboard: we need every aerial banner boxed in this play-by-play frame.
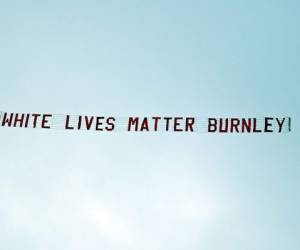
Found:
[0,111,291,134]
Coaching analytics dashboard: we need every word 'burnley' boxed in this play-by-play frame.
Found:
[208,117,290,133]
[0,112,291,133]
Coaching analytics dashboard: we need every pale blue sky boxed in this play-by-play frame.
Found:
[0,1,299,250]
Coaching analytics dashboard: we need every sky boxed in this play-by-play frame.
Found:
[0,1,299,250]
